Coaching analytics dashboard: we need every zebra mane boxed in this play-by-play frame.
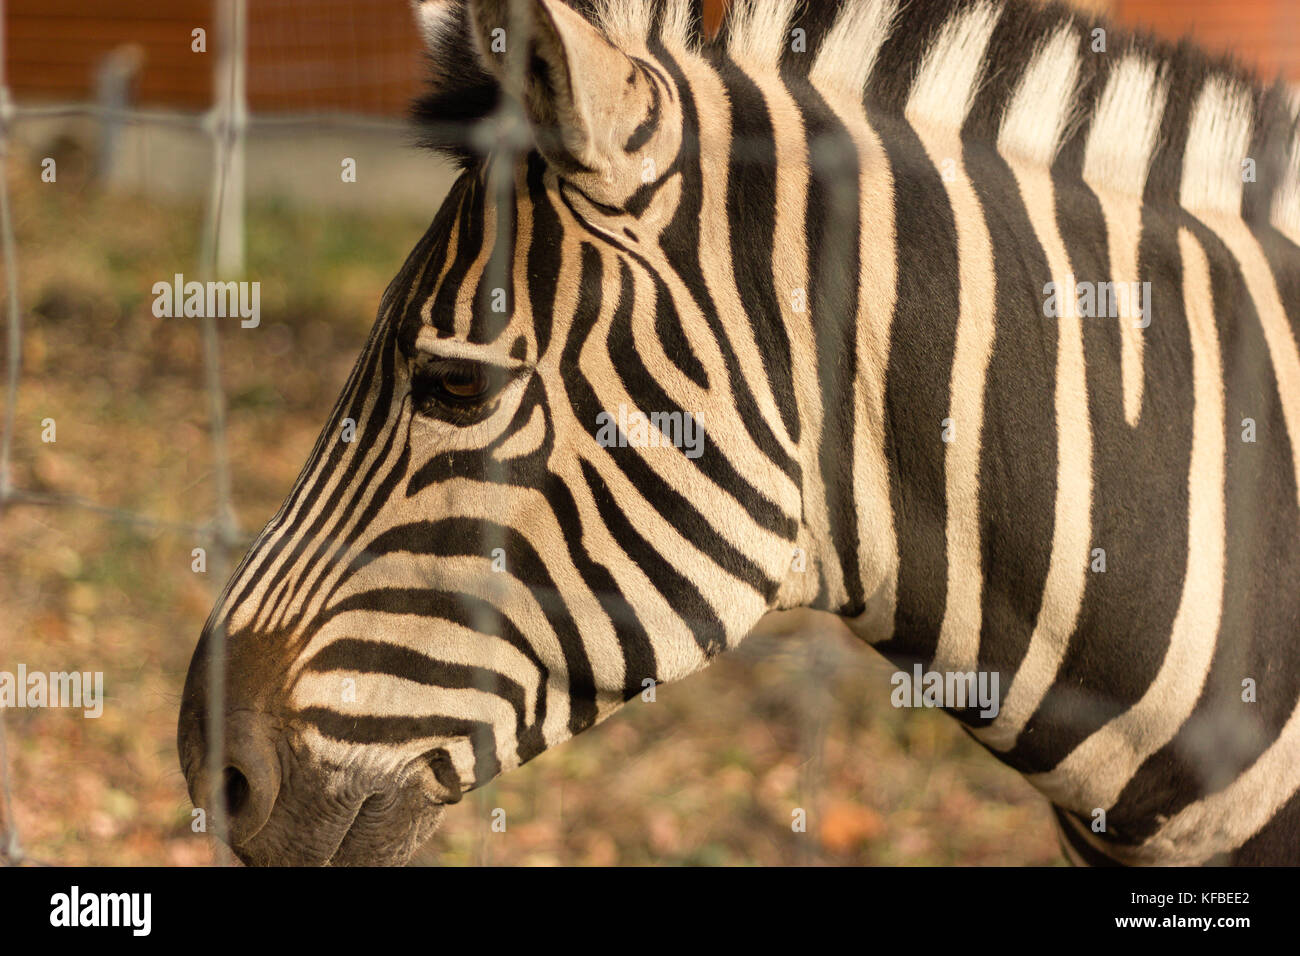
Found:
[413,0,1300,231]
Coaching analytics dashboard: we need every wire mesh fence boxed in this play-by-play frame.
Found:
[0,0,1077,868]
[0,0,245,866]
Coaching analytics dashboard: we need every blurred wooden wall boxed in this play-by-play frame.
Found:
[1116,0,1300,81]
[3,0,1296,115]
[5,0,423,113]
[7,0,213,107]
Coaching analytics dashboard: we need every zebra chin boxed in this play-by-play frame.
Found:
[231,782,447,868]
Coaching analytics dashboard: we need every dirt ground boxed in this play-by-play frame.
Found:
[0,152,1061,866]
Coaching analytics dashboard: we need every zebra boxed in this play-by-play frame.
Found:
[178,0,1300,866]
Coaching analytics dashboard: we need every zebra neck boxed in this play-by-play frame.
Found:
[759,95,953,661]
[767,98,1069,681]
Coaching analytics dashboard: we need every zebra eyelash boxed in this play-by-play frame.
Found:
[408,354,520,426]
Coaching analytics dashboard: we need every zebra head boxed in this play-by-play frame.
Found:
[178,0,814,866]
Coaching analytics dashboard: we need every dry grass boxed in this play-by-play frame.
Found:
[0,149,1062,866]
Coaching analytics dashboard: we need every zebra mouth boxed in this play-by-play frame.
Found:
[228,785,444,867]
[218,748,448,867]
[312,749,461,864]
[323,788,446,867]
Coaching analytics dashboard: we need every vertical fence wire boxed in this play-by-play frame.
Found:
[467,0,534,868]
[0,0,25,865]
[195,0,248,867]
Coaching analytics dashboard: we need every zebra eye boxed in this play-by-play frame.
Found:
[438,363,489,400]
[410,358,503,417]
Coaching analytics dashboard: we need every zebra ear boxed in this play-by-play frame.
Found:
[466,0,659,191]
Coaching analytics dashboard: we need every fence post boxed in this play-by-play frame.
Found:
[197,0,247,866]
[208,0,247,278]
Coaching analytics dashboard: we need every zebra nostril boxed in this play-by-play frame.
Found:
[223,765,252,819]
[209,711,283,845]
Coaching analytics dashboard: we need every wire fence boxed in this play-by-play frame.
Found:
[2,0,1130,868]
[0,0,439,867]
[0,0,848,868]
[14,1,283,870]
[0,0,251,865]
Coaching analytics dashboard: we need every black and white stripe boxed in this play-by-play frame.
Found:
[179,0,1300,866]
